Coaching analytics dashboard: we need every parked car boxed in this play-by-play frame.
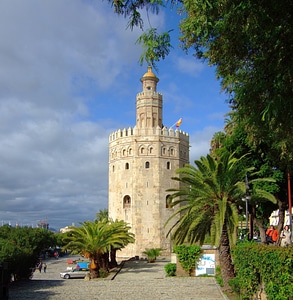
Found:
[60,268,89,279]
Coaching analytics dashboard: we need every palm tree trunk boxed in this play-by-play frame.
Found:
[89,257,99,279]
[101,252,110,272]
[110,248,118,268]
[218,225,235,292]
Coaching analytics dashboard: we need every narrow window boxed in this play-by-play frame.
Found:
[125,163,129,170]
[112,165,115,172]
[167,162,170,169]
[145,161,150,168]
[123,195,131,208]
[141,147,145,154]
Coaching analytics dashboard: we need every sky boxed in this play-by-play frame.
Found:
[0,0,229,231]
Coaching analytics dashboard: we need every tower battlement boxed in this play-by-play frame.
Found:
[109,126,189,143]
[136,91,162,98]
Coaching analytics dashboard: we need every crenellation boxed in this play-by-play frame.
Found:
[109,127,189,142]
[136,91,162,98]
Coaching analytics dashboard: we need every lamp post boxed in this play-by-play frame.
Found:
[288,172,292,232]
[245,174,253,240]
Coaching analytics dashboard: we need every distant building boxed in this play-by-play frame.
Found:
[269,208,293,226]
[60,223,75,233]
[108,67,190,258]
[37,219,49,229]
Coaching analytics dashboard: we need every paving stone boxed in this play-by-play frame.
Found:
[9,257,228,300]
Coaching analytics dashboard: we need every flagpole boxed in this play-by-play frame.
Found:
[170,118,182,129]
[169,122,177,129]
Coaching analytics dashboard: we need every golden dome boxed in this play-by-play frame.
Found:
[142,66,157,78]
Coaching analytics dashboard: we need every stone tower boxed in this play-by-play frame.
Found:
[108,67,189,258]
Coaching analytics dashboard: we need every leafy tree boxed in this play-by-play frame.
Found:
[165,152,275,291]
[108,0,293,161]
[219,113,288,240]
[62,220,134,278]
[0,225,56,281]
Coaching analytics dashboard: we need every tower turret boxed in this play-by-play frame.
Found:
[136,66,162,128]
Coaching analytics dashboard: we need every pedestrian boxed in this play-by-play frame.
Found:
[280,225,292,247]
[266,225,278,245]
[43,262,47,273]
[37,261,42,273]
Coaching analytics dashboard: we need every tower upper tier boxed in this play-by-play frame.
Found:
[136,66,162,128]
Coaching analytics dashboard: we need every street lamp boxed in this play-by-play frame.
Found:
[288,173,292,232]
[241,195,249,231]
[244,174,252,240]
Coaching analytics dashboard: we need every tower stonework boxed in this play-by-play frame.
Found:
[108,67,189,258]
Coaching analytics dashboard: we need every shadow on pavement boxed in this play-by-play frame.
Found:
[9,279,65,300]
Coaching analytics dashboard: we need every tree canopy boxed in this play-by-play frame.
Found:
[0,225,57,281]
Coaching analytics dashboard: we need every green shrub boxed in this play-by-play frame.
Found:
[164,263,176,276]
[232,242,293,299]
[173,244,201,276]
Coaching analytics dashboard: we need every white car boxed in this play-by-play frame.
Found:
[60,268,89,279]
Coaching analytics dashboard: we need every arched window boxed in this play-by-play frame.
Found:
[129,148,132,155]
[162,147,166,155]
[145,161,150,168]
[170,148,174,156]
[141,147,145,154]
[149,147,153,154]
[112,165,115,172]
[123,149,126,156]
[167,162,170,169]
[123,195,131,208]
[125,163,129,170]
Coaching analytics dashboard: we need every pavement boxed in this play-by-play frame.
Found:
[8,256,228,300]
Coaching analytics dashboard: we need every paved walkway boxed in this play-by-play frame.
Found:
[8,257,228,300]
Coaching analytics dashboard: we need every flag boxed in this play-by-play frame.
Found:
[175,118,182,128]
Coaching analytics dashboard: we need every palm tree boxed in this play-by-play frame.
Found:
[107,219,135,268]
[62,220,134,278]
[166,152,276,291]
[95,209,109,222]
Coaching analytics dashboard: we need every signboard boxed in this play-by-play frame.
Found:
[195,254,215,276]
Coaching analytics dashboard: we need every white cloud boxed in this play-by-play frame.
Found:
[175,57,205,77]
[0,0,228,230]
[189,126,223,163]
[0,0,141,229]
